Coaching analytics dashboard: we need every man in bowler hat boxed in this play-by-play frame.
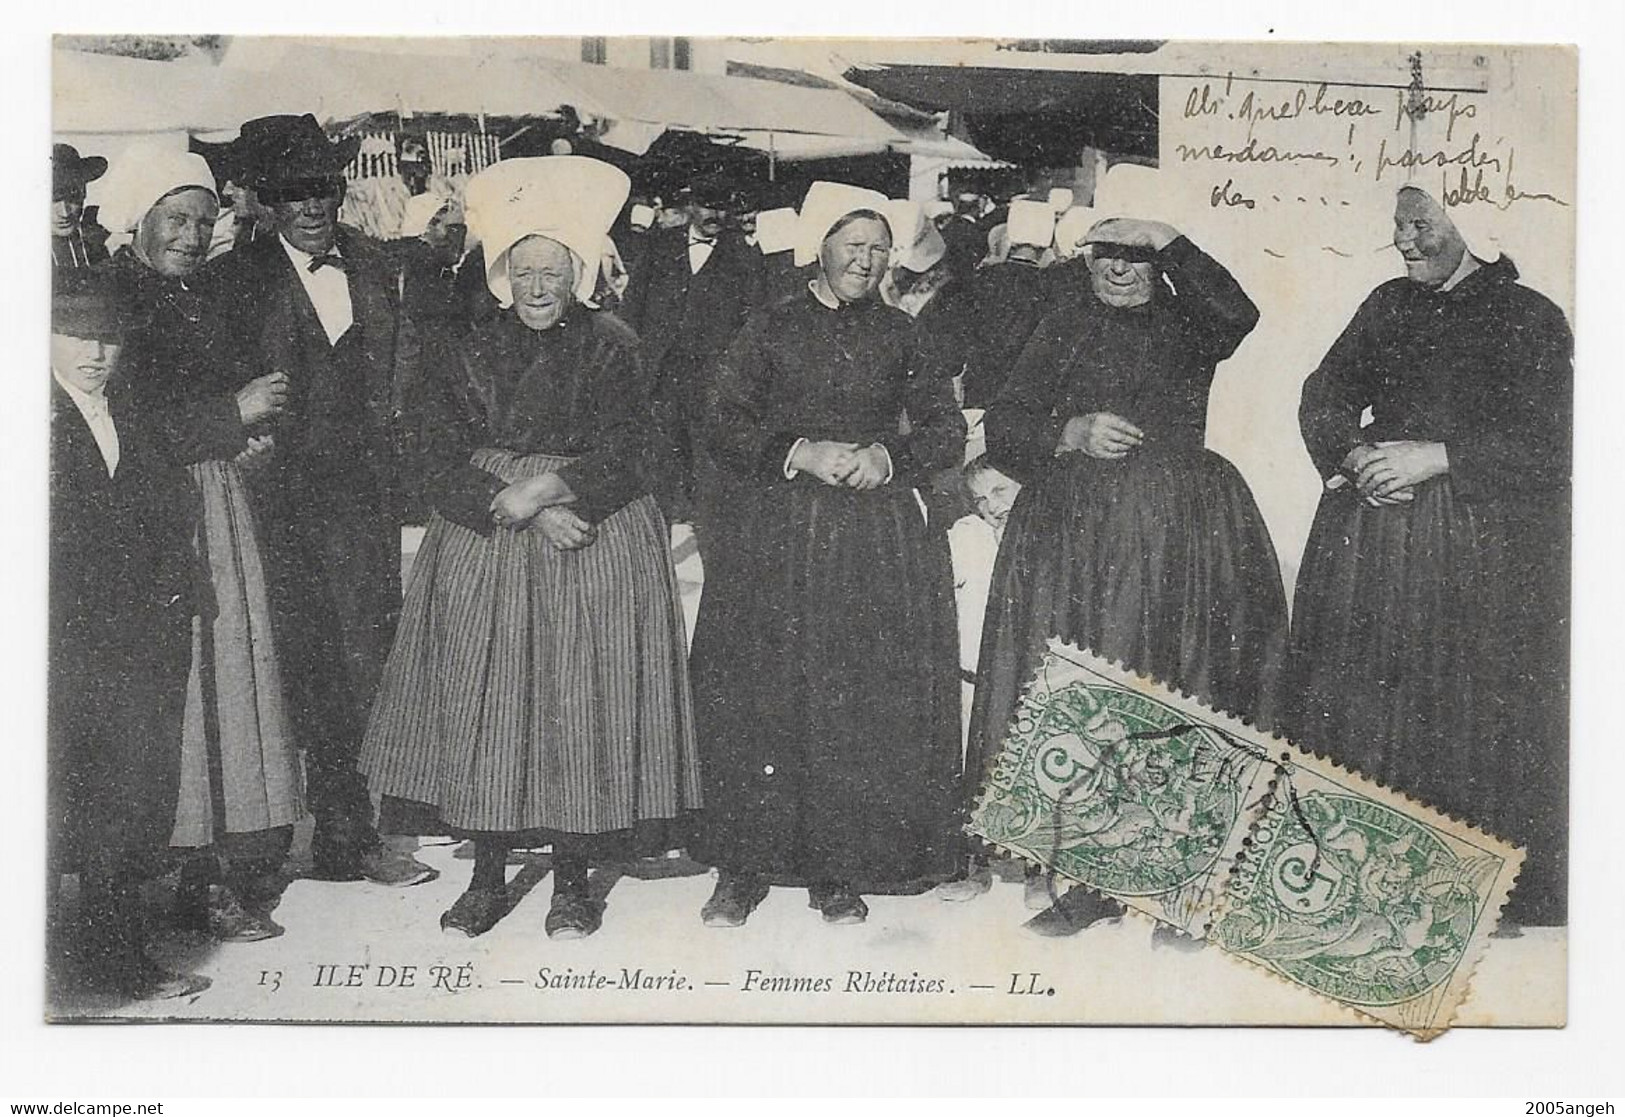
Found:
[52,143,111,270]
[204,114,435,887]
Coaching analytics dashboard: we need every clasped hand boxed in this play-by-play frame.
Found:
[792,440,891,491]
[1059,412,1144,460]
[489,474,589,548]
[1340,441,1449,506]
[232,433,275,471]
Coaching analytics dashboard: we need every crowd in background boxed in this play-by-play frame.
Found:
[47,110,1571,1005]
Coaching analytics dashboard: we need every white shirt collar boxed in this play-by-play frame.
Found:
[52,368,109,411]
[53,368,120,476]
[279,234,343,267]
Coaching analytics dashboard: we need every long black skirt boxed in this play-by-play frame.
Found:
[1287,479,1568,925]
[967,448,1289,800]
[689,481,962,886]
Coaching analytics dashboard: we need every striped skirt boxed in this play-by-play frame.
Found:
[360,449,701,835]
[171,460,304,848]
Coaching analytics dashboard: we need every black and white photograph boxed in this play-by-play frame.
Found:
[32,29,1583,1041]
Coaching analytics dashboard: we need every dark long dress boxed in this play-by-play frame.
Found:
[1290,256,1571,926]
[108,249,302,854]
[359,309,700,851]
[689,288,967,886]
[968,237,1288,798]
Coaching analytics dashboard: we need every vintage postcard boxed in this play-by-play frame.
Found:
[44,35,1573,1029]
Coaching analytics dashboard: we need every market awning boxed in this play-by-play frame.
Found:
[843,63,1159,162]
[53,49,253,138]
[548,61,906,147]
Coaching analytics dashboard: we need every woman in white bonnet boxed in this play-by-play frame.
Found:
[1291,183,1572,931]
[690,182,966,928]
[360,157,700,941]
[100,142,302,945]
[970,164,1287,936]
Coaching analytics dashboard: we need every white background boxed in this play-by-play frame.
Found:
[4,0,1622,1102]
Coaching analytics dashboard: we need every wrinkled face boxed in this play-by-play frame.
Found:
[422,206,467,263]
[819,214,891,303]
[1085,248,1156,309]
[135,187,219,279]
[267,179,343,255]
[51,333,121,394]
[688,202,725,240]
[1393,188,1467,287]
[508,236,576,331]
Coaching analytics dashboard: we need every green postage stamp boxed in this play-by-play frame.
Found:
[968,642,1524,1039]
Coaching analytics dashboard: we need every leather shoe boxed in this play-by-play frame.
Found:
[124,956,212,1001]
[933,864,993,902]
[544,893,603,940]
[1023,888,1124,938]
[359,847,438,888]
[206,885,285,944]
[1150,922,1205,953]
[441,886,508,938]
[814,886,868,925]
[701,874,770,928]
[1024,868,1058,912]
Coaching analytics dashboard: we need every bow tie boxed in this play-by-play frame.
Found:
[689,237,716,248]
[307,254,348,273]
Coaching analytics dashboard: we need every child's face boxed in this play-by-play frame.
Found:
[968,468,1016,532]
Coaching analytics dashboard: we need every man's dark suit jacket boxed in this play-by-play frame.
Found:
[619,227,763,397]
[203,226,411,523]
[201,226,411,832]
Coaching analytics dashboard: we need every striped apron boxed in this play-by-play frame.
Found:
[360,449,701,834]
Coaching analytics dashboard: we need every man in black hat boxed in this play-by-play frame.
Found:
[49,268,208,1001]
[204,113,435,888]
[52,143,111,270]
[620,170,763,534]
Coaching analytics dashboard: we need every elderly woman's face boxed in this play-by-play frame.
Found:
[135,187,219,279]
[1393,189,1467,287]
[1085,248,1156,309]
[508,236,576,331]
[820,215,891,303]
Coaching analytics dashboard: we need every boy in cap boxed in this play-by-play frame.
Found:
[49,269,208,1001]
